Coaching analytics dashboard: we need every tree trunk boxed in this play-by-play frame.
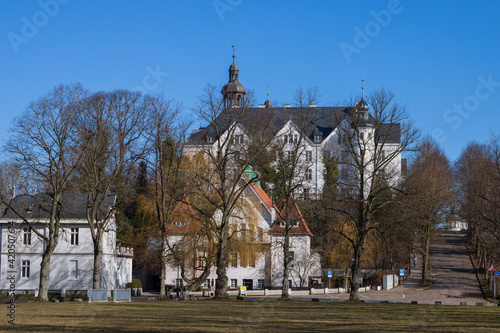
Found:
[281,233,290,298]
[38,241,56,301]
[92,239,103,289]
[215,225,229,299]
[159,229,168,299]
[349,241,364,301]
[421,235,431,285]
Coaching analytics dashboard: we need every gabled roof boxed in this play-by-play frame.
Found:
[186,106,352,145]
[166,196,201,234]
[269,196,312,236]
[248,181,274,212]
[2,193,115,220]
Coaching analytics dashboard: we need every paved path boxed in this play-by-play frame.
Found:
[331,231,487,305]
[274,231,487,305]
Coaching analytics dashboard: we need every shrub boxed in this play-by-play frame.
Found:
[126,279,142,289]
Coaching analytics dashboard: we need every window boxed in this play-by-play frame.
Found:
[314,135,322,143]
[232,135,243,145]
[303,188,310,201]
[293,134,298,143]
[288,251,295,261]
[258,279,265,289]
[381,150,386,160]
[229,252,238,267]
[207,136,214,143]
[230,279,237,289]
[283,134,289,144]
[249,252,256,268]
[176,279,183,287]
[70,228,79,246]
[287,151,294,160]
[69,260,78,280]
[288,280,292,289]
[23,227,31,246]
[305,151,312,162]
[203,279,210,289]
[21,260,30,278]
[305,169,312,180]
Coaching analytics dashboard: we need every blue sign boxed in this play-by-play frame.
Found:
[359,277,362,284]
[327,270,333,278]
[496,272,500,276]
[400,269,405,276]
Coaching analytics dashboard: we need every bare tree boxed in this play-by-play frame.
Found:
[266,87,319,298]
[142,95,201,298]
[189,84,273,298]
[3,84,87,301]
[455,139,500,278]
[402,138,452,285]
[333,88,418,301]
[74,90,147,289]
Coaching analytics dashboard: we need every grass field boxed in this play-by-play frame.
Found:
[4,299,500,332]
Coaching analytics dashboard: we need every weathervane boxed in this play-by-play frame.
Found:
[267,85,270,101]
[232,45,236,63]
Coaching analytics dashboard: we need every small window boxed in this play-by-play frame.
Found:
[176,279,183,287]
[207,136,214,143]
[293,134,298,143]
[381,150,386,160]
[232,135,243,145]
[69,260,78,280]
[230,279,237,289]
[287,151,294,160]
[314,135,322,143]
[288,280,292,289]
[70,228,79,246]
[203,279,210,289]
[258,279,265,289]
[305,169,312,180]
[23,227,31,246]
[21,260,30,278]
[229,252,238,267]
[305,151,312,162]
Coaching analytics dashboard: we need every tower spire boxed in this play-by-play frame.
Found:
[362,75,365,99]
[267,85,269,101]
[232,45,236,64]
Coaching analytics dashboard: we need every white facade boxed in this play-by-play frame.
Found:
[0,196,133,293]
[163,180,319,290]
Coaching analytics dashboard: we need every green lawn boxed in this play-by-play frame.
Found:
[5,300,500,332]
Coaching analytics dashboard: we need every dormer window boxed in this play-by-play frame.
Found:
[207,136,214,143]
[232,135,243,145]
[314,135,322,143]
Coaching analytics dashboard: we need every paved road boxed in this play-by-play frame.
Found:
[272,231,488,305]
[327,231,487,305]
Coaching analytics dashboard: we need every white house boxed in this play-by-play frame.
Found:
[162,178,321,291]
[0,193,133,293]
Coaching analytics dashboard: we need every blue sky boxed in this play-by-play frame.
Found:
[1,0,499,161]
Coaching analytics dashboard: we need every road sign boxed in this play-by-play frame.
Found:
[400,269,405,276]
[327,270,333,278]
[489,265,495,272]
[496,272,500,276]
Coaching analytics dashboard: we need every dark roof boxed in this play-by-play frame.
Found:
[2,193,116,220]
[187,106,353,145]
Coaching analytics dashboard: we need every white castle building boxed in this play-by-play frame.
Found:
[185,54,404,199]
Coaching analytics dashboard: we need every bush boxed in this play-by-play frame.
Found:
[126,279,142,289]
